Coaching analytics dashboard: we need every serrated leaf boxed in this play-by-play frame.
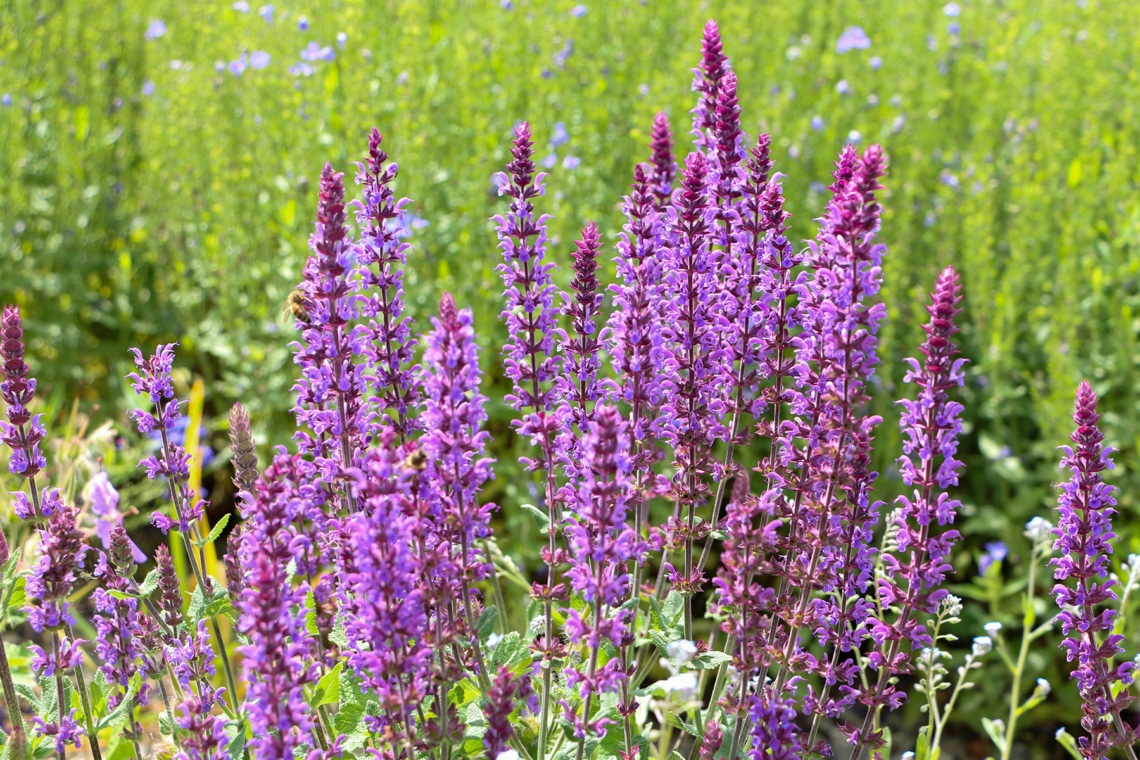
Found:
[661,591,683,627]
[205,513,231,545]
[489,632,527,669]
[304,589,320,638]
[228,729,246,760]
[97,673,141,730]
[159,710,174,736]
[3,577,26,618]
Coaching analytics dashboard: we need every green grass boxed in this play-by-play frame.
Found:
[3,0,1140,698]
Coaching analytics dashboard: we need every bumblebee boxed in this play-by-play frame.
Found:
[283,288,314,326]
[402,447,428,472]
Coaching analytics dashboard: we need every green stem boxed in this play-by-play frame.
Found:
[0,630,27,758]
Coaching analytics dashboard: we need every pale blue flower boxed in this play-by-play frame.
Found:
[836,79,851,95]
[1,94,11,107]
[301,41,334,62]
[836,26,871,53]
[571,4,587,15]
[289,62,314,77]
[297,15,309,31]
[943,2,961,16]
[228,53,248,77]
[232,1,250,11]
[810,115,824,131]
[542,153,558,169]
[250,51,271,69]
[145,19,167,40]
[870,55,882,70]
[259,4,274,22]
[550,121,569,147]
[562,155,580,169]
[141,80,155,96]
[336,31,347,49]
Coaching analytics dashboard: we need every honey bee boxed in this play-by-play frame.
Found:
[402,447,428,472]
[283,288,314,326]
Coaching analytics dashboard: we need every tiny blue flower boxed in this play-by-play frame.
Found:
[869,55,882,70]
[892,115,906,133]
[141,80,155,96]
[501,0,512,7]
[259,4,274,22]
[232,1,250,12]
[542,153,558,169]
[562,155,581,169]
[847,129,862,144]
[336,31,347,49]
[948,21,961,35]
[289,62,314,77]
[943,2,961,16]
[228,53,248,77]
[145,19,167,40]
[810,115,824,132]
[836,26,871,54]
[978,541,1008,576]
[1,94,11,107]
[301,41,335,62]
[550,121,569,148]
[297,15,309,31]
[836,79,851,95]
[571,4,587,16]
[250,51,271,69]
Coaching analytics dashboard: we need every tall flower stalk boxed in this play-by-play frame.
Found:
[493,121,564,758]
[850,267,966,756]
[1051,382,1138,760]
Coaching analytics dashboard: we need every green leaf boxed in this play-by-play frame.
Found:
[103,735,136,760]
[309,661,343,709]
[520,503,550,533]
[915,726,930,760]
[661,591,683,628]
[476,605,499,641]
[489,632,528,669]
[228,728,247,760]
[692,651,732,670]
[97,673,141,730]
[205,513,232,545]
[137,567,161,598]
[4,577,26,617]
[304,589,320,638]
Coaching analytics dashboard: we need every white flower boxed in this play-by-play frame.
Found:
[983,621,1002,638]
[660,672,698,701]
[667,639,698,664]
[487,633,503,651]
[902,753,916,760]
[972,636,993,657]
[1024,516,1054,544]
[941,594,963,617]
[496,751,520,760]
[1036,678,1051,696]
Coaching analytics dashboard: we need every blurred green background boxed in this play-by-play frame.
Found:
[2,0,1140,744]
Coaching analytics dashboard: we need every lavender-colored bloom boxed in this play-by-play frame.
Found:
[836,79,852,95]
[145,19,167,40]
[420,292,496,584]
[238,455,322,759]
[563,405,644,736]
[858,268,965,736]
[291,163,371,479]
[86,472,146,563]
[26,503,88,634]
[605,164,669,482]
[259,4,274,22]
[649,112,676,211]
[289,62,314,77]
[571,4,587,15]
[493,122,563,465]
[232,1,249,11]
[943,2,961,16]
[297,15,309,30]
[555,224,604,474]
[30,711,83,755]
[691,20,730,155]
[173,697,229,760]
[92,579,146,708]
[300,41,334,62]
[250,50,271,69]
[353,128,422,440]
[978,541,1007,576]
[1051,382,1137,757]
[228,54,248,77]
[1,94,11,106]
[836,26,872,53]
[484,666,532,757]
[746,688,802,760]
[810,115,825,131]
[141,80,155,96]
[562,155,580,170]
[550,121,569,148]
[336,31,347,48]
[542,153,558,169]
[1,305,47,491]
[870,55,883,70]
[553,39,573,69]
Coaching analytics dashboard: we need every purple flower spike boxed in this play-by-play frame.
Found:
[493,122,564,469]
[1051,382,1138,757]
[649,112,676,211]
[173,697,229,760]
[421,292,496,586]
[557,222,603,440]
[859,267,965,741]
[354,128,422,440]
[1,305,47,489]
[691,19,730,152]
[484,666,533,757]
[292,163,372,482]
